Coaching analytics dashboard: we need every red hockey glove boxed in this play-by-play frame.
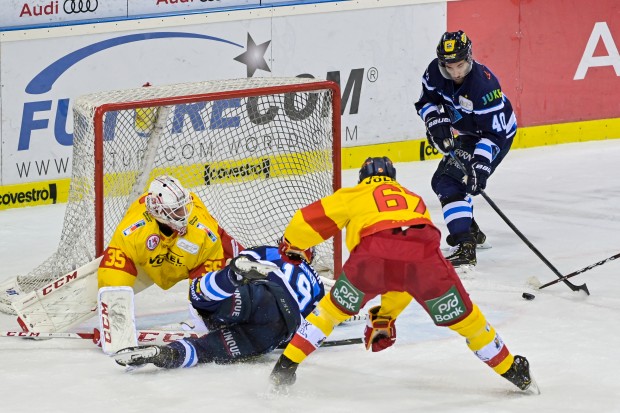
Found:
[278,237,314,265]
[363,306,397,352]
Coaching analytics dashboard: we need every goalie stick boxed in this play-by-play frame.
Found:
[0,329,362,348]
[0,329,199,344]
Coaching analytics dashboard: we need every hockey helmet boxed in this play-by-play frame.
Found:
[436,30,473,79]
[145,175,193,234]
[358,156,396,183]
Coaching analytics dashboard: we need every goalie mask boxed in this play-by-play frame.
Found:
[436,30,473,81]
[358,156,397,183]
[145,175,193,234]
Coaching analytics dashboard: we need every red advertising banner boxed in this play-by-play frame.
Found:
[448,0,620,126]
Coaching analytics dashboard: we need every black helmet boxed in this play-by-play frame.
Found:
[358,157,396,183]
[436,30,472,66]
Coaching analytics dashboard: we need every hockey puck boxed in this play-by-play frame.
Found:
[522,292,536,301]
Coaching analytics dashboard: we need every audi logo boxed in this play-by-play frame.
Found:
[64,0,99,14]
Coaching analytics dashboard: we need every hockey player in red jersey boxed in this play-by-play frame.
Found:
[270,157,538,394]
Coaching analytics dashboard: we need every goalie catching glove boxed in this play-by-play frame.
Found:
[363,306,397,352]
[277,237,315,265]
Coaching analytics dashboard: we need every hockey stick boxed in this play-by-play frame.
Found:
[0,329,200,344]
[537,252,620,290]
[0,329,363,348]
[0,331,94,340]
[448,151,590,295]
[279,337,363,349]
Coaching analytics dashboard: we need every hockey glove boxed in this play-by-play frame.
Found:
[363,306,397,352]
[425,114,454,154]
[278,237,315,265]
[467,156,492,195]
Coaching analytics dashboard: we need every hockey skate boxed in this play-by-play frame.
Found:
[501,355,540,394]
[114,345,179,369]
[270,354,299,392]
[446,219,490,250]
[229,255,278,282]
[445,240,477,269]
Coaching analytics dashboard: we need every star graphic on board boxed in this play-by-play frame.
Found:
[234,34,272,77]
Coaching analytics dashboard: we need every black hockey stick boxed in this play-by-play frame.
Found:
[538,252,620,290]
[448,151,590,295]
[277,337,363,350]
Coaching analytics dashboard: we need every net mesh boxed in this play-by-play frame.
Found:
[3,77,338,313]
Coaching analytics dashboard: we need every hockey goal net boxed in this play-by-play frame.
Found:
[1,77,341,314]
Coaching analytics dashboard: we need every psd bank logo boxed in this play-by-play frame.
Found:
[19,33,271,151]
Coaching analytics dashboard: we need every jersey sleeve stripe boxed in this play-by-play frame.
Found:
[474,138,498,162]
[199,272,233,301]
[301,201,340,240]
[419,102,439,121]
[474,100,505,115]
[414,198,428,215]
[505,112,517,138]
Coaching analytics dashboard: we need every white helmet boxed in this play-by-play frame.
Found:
[145,175,193,234]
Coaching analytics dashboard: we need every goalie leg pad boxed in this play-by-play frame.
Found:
[98,286,137,355]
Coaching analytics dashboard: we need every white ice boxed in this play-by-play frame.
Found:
[1,140,619,413]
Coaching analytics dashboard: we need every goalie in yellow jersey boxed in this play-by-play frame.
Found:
[97,175,243,353]
[270,157,538,394]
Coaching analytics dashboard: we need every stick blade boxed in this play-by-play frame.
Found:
[526,276,542,289]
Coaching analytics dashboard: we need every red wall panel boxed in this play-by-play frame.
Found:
[448,0,620,126]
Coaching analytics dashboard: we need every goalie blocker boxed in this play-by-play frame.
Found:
[97,287,138,355]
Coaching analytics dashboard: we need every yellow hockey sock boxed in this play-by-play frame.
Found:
[449,304,514,374]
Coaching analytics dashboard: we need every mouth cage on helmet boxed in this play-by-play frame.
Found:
[145,175,194,233]
[436,30,473,80]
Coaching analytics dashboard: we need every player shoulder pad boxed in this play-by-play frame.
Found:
[468,62,504,110]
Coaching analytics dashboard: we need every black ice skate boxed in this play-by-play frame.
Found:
[114,345,179,369]
[445,240,477,268]
[270,354,299,391]
[501,355,540,394]
[447,219,489,249]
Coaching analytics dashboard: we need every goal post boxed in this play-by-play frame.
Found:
[1,77,342,315]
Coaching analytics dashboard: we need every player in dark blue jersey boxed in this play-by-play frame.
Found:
[113,245,324,369]
[415,30,517,268]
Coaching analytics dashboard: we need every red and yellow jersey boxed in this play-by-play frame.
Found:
[98,192,243,290]
[284,176,434,251]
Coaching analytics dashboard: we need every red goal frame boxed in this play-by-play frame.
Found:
[92,80,342,275]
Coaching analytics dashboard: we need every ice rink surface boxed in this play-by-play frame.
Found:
[1,140,619,413]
